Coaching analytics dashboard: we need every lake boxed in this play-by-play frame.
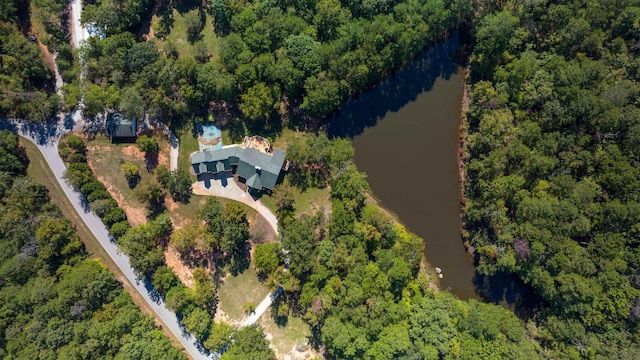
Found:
[328,33,478,299]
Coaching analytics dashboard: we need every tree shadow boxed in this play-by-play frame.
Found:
[145,151,159,172]
[174,0,201,14]
[226,119,246,143]
[327,32,460,138]
[473,271,547,321]
[227,242,251,276]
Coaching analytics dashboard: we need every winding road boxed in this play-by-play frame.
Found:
[2,118,213,359]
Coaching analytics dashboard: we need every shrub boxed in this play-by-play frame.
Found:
[81,181,107,196]
[90,198,118,217]
[110,221,130,239]
[104,208,127,226]
[87,190,111,202]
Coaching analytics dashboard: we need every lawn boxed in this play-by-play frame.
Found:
[260,179,331,217]
[177,128,199,179]
[259,314,312,358]
[216,265,271,323]
[85,133,172,225]
[150,9,219,60]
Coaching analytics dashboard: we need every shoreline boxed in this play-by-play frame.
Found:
[457,64,473,255]
[364,188,441,291]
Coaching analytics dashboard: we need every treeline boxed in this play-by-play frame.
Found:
[254,133,540,359]
[0,130,186,359]
[0,7,59,121]
[77,0,472,125]
[60,134,132,238]
[464,0,640,358]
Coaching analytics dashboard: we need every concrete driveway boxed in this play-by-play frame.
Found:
[191,174,279,235]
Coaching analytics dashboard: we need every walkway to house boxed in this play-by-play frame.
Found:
[192,176,279,235]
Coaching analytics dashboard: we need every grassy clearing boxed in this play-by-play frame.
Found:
[259,314,312,358]
[150,10,219,60]
[177,129,199,178]
[216,266,271,323]
[260,180,331,216]
[86,133,172,225]
[20,138,185,349]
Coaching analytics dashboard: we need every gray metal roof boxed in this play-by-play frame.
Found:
[191,146,286,190]
[246,173,262,190]
[191,147,241,164]
[106,113,136,138]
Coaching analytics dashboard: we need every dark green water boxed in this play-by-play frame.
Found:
[328,33,478,299]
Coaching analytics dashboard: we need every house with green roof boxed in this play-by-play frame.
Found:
[191,147,286,191]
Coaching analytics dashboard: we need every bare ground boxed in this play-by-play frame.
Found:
[91,170,148,226]
[164,247,195,288]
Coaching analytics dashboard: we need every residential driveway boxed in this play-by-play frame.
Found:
[192,175,279,235]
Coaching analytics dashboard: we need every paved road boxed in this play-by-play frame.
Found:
[192,176,279,235]
[3,117,212,360]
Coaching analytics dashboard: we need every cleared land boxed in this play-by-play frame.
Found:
[259,315,313,359]
[216,266,271,323]
[85,134,171,225]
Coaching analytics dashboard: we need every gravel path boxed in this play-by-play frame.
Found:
[2,117,212,360]
[70,0,89,49]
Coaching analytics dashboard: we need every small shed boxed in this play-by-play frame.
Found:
[106,113,137,140]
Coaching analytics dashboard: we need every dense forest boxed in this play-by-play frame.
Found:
[257,133,541,359]
[0,130,186,359]
[76,0,471,126]
[0,3,63,121]
[464,0,640,358]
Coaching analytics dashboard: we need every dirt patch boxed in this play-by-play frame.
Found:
[283,343,317,360]
[214,305,232,325]
[249,212,276,244]
[262,331,317,360]
[120,145,145,160]
[164,247,195,288]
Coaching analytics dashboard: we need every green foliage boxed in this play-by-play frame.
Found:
[204,321,233,352]
[82,0,152,35]
[184,9,204,40]
[0,21,58,121]
[0,155,185,359]
[133,181,165,215]
[135,135,160,154]
[0,131,28,183]
[464,0,640,357]
[239,82,279,122]
[182,308,212,342]
[80,0,467,120]
[221,325,276,360]
[120,161,140,188]
[156,167,192,203]
[254,242,283,276]
[286,133,355,190]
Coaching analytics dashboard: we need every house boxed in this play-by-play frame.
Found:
[106,113,137,140]
[191,146,286,192]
